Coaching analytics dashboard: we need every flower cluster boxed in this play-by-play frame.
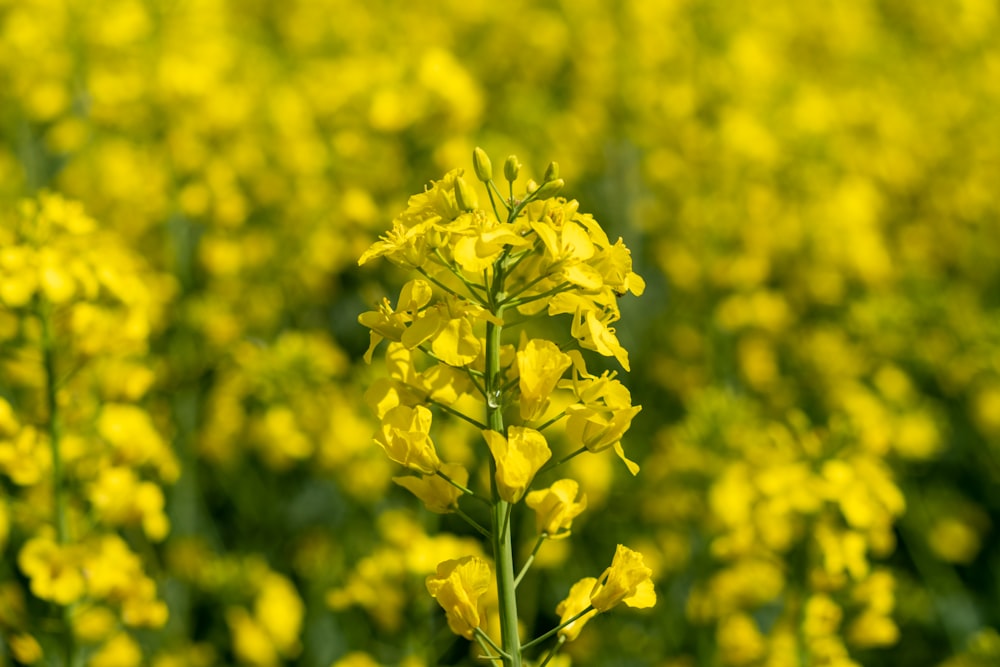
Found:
[0,193,175,664]
[358,149,653,664]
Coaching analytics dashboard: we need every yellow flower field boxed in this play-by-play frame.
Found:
[2,1,999,665]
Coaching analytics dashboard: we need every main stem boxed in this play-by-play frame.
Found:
[40,304,68,544]
[486,274,522,666]
[39,303,75,667]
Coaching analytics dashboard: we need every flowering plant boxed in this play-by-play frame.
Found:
[359,149,654,665]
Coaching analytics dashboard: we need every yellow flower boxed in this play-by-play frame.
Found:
[358,169,465,269]
[482,427,551,503]
[89,632,143,667]
[565,403,643,474]
[373,405,441,474]
[425,556,492,639]
[451,208,531,274]
[8,633,43,664]
[393,462,468,513]
[88,467,170,541]
[531,215,595,264]
[73,604,118,643]
[571,308,630,371]
[803,594,843,639]
[254,573,304,658]
[847,610,899,648]
[226,606,278,667]
[516,339,572,421]
[556,577,599,641]
[589,544,656,612]
[593,238,646,298]
[525,479,587,538]
[358,280,433,363]
[18,536,86,605]
[399,298,490,368]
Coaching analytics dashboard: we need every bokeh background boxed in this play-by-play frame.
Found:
[2,0,1000,665]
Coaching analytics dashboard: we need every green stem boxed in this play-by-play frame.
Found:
[534,411,567,433]
[502,282,572,309]
[486,279,522,666]
[432,249,489,296]
[513,535,547,589]
[485,181,505,223]
[40,304,68,544]
[521,607,595,651]
[418,264,487,306]
[436,471,490,506]
[454,508,491,538]
[536,446,588,477]
[425,397,488,430]
[474,627,509,660]
[499,271,555,305]
[537,636,567,667]
[39,301,75,667]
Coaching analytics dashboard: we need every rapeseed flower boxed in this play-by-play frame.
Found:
[483,427,551,503]
[425,556,493,639]
[525,479,587,538]
[589,544,656,612]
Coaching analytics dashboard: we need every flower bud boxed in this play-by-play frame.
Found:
[454,176,478,211]
[543,161,560,183]
[503,155,522,182]
[472,147,493,182]
[533,178,564,199]
[426,226,447,249]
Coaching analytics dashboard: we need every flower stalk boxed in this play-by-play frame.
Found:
[38,299,77,667]
[358,148,654,664]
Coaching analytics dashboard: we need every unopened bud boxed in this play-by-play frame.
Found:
[504,155,522,182]
[454,176,478,211]
[533,178,564,199]
[543,161,560,183]
[427,226,447,248]
[473,147,493,183]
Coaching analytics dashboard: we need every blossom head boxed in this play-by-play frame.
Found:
[373,404,441,474]
[516,338,572,421]
[483,427,551,503]
[525,479,587,538]
[556,577,599,641]
[393,462,468,514]
[589,544,656,612]
[425,556,492,639]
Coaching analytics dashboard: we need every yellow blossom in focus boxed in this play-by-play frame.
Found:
[425,556,492,639]
[373,404,441,474]
[525,479,587,537]
[393,462,468,513]
[517,338,572,421]
[589,544,656,612]
[556,577,599,641]
[483,426,551,503]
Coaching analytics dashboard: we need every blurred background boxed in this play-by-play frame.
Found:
[2,0,1000,665]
